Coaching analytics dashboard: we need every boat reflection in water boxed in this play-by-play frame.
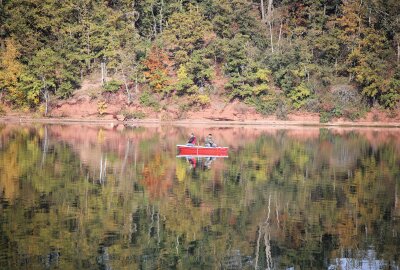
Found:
[177,144,229,169]
[177,155,223,170]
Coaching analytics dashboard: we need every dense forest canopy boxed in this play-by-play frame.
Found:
[0,0,399,118]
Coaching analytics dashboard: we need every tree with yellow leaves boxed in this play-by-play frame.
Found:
[0,38,23,104]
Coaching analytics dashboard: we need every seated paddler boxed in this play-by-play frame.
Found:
[204,133,217,147]
[187,133,197,146]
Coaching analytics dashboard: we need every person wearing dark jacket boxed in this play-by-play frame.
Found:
[187,133,196,145]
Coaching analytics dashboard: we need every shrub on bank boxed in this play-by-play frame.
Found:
[102,80,123,93]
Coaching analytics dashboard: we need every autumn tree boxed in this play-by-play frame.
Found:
[175,64,197,95]
[0,38,23,104]
[143,46,172,94]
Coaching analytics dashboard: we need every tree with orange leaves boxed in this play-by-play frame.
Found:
[143,46,172,95]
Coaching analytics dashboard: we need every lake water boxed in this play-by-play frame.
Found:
[0,123,399,269]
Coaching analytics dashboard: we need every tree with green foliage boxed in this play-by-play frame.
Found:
[287,82,311,109]
[380,68,400,108]
[224,34,271,99]
[185,48,214,88]
[163,5,212,64]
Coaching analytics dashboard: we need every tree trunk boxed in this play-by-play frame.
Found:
[99,155,107,184]
[159,0,164,33]
[267,194,271,221]
[101,61,107,85]
[157,211,160,245]
[104,62,107,81]
[267,0,274,53]
[255,225,262,269]
[121,69,131,104]
[152,3,157,37]
[120,140,130,177]
[260,0,266,21]
[176,236,180,255]
[101,62,104,85]
[335,58,338,76]
[277,20,283,51]
[44,90,49,116]
[86,27,91,70]
[268,21,274,53]
[275,193,280,227]
[395,182,398,210]
[41,77,49,117]
[267,0,273,16]
[264,226,272,270]
[41,125,48,167]
[135,74,138,94]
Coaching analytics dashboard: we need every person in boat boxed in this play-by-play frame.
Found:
[187,133,197,146]
[188,157,197,169]
[204,134,217,147]
[204,156,216,169]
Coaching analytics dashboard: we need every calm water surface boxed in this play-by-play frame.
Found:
[0,124,399,269]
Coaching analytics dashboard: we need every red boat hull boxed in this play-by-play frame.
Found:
[177,145,228,157]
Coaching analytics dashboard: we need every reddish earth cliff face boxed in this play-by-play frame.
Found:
[1,77,400,125]
[23,94,400,125]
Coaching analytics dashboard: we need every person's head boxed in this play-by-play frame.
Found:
[190,133,194,137]
[208,133,212,137]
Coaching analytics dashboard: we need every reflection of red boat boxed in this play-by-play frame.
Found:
[177,145,229,157]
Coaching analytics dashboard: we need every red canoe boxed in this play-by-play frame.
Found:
[177,145,229,157]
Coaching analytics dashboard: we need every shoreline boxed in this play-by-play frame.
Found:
[1,116,399,128]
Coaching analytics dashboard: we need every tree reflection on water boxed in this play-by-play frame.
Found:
[0,124,399,269]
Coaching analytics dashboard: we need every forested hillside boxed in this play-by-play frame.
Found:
[0,0,399,120]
